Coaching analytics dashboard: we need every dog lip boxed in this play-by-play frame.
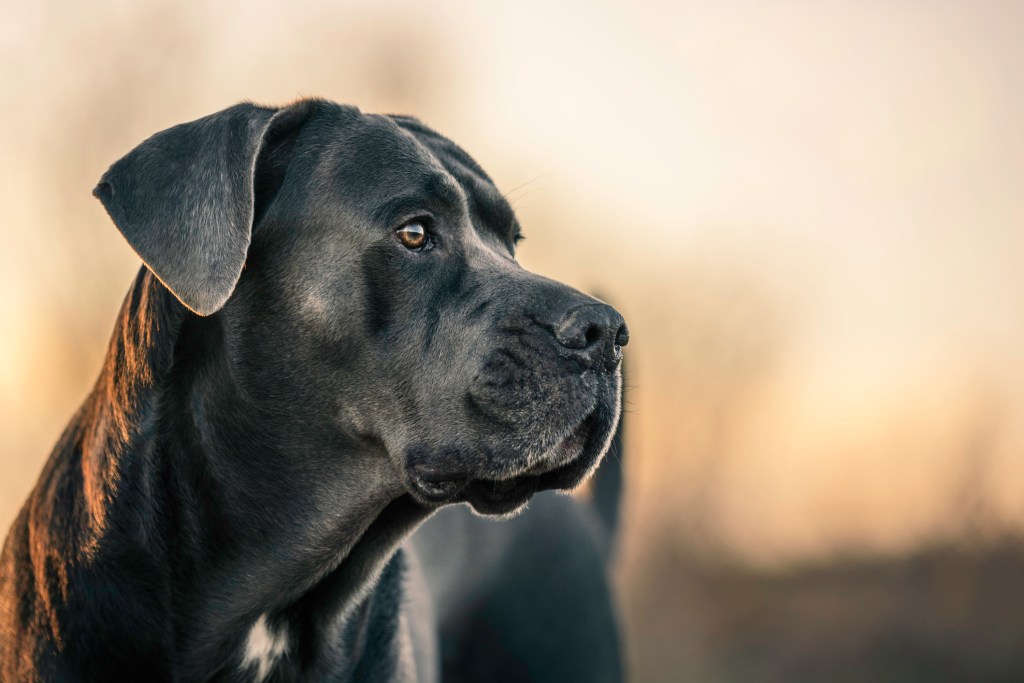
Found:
[406,464,470,503]
[460,410,605,514]
[462,478,537,515]
[522,410,597,476]
[403,387,617,511]
[554,410,599,462]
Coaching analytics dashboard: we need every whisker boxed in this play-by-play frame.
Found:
[502,172,555,202]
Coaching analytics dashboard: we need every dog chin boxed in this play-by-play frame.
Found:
[404,407,618,518]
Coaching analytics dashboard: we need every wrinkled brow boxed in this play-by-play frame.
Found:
[467,180,518,242]
[371,174,465,225]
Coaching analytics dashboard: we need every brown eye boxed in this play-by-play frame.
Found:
[397,222,428,250]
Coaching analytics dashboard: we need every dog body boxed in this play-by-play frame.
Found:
[0,99,626,682]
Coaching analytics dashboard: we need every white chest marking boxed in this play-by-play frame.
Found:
[241,614,289,682]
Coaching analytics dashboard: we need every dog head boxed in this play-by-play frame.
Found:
[95,99,627,516]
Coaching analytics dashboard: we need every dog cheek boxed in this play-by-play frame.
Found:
[359,243,405,339]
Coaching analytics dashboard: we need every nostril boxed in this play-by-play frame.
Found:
[553,303,627,357]
[583,323,603,349]
[615,323,629,347]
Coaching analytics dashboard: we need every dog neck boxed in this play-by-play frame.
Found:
[22,269,431,679]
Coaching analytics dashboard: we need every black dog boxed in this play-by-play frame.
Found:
[0,99,627,682]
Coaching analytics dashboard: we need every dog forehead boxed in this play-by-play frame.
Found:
[319,112,453,200]
[385,115,519,239]
[289,106,518,244]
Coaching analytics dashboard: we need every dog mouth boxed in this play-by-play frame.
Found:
[405,410,611,516]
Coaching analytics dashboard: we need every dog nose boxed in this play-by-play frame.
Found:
[554,303,628,369]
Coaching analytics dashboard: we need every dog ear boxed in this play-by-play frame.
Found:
[93,102,310,316]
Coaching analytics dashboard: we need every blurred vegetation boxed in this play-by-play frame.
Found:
[629,534,1024,682]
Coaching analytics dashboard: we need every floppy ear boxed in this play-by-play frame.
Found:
[94,102,285,316]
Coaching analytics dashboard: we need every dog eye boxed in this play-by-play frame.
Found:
[396,221,430,250]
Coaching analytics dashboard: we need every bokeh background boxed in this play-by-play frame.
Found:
[2,1,1023,680]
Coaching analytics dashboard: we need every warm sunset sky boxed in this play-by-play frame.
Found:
[2,0,1022,563]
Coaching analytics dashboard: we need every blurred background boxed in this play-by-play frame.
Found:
[2,0,1023,680]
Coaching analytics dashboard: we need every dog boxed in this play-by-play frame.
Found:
[0,98,628,682]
